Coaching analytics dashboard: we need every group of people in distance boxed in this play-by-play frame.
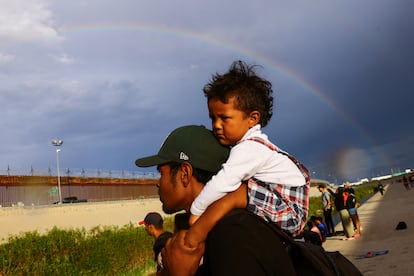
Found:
[135,61,311,275]
[317,182,362,241]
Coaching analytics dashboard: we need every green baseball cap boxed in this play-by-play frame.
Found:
[135,125,229,173]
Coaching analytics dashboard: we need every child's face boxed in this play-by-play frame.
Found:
[208,96,258,146]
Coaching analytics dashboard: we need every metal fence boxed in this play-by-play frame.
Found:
[0,181,159,208]
[0,166,160,179]
[0,175,158,207]
[0,167,161,207]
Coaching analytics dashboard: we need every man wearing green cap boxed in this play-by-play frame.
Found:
[136,125,295,275]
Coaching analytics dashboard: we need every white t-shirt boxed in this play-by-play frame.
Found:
[190,125,306,216]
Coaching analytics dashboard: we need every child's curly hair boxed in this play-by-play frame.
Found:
[203,60,274,127]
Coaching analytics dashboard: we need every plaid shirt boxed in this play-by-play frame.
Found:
[246,137,310,236]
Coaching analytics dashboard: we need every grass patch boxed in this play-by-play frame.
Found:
[0,224,160,275]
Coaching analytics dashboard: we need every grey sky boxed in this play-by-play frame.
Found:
[0,0,413,183]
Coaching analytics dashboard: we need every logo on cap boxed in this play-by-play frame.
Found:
[180,152,189,161]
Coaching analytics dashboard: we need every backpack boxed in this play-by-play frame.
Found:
[332,188,346,210]
[346,193,357,209]
[342,191,349,207]
[268,223,363,276]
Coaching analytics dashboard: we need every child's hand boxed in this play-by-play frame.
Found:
[188,214,199,226]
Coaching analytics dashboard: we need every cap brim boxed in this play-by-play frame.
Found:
[135,155,170,168]
[138,220,145,225]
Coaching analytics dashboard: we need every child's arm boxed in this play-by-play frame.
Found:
[188,213,199,226]
[184,183,248,248]
[190,142,264,219]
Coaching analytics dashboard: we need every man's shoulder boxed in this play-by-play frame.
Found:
[211,209,272,235]
[156,231,173,243]
[322,190,330,197]
[217,208,257,222]
[153,231,173,256]
[160,231,173,238]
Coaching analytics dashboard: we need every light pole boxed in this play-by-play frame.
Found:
[51,139,63,204]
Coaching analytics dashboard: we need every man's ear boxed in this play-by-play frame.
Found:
[248,110,260,127]
[180,162,193,187]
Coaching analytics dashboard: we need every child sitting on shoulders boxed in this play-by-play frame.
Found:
[185,61,310,248]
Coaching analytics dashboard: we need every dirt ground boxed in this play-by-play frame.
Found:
[1,198,166,242]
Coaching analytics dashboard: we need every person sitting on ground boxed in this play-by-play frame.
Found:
[311,216,328,242]
[306,220,324,246]
[139,212,173,273]
[298,221,323,246]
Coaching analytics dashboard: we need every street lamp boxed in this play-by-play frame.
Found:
[51,139,63,204]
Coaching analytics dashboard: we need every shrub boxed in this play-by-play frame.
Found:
[0,224,157,275]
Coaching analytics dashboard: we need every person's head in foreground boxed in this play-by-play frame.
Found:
[203,60,274,146]
[135,125,230,214]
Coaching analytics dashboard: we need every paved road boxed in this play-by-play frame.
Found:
[323,180,414,275]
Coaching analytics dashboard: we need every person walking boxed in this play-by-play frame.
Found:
[318,183,335,236]
[139,212,173,273]
[378,182,385,196]
[402,175,410,191]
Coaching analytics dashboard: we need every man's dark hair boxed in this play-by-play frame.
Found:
[203,60,274,127]
[152,222,164,229]
[169,162,215,185]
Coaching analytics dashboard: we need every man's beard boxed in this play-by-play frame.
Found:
[162,204,177,214]
[159,174,180,215]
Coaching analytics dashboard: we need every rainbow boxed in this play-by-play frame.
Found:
[58,22,392,168]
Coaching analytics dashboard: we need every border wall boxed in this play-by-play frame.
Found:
[0,175,158,207]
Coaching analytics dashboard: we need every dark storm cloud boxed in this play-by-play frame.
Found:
[0,0,413,183]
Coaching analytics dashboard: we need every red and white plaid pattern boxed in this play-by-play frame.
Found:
[246,138,310,236]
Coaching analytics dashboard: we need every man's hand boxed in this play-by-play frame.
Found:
[161,230,205,276]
